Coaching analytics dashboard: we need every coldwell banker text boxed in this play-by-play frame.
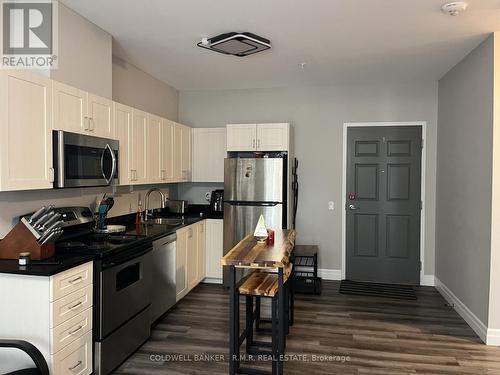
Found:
[1,0,58,69]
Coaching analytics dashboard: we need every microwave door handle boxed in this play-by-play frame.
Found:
[101,144,116,185]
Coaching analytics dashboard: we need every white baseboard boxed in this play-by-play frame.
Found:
[487,329,500,346]
[318,269,342,280]
[420,274,435,286]
[202,277,223,284]
[434,277,488,344]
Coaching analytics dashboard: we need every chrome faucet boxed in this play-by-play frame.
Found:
[145,188,166,219]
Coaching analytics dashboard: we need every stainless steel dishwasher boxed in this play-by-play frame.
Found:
[151,233,177,323]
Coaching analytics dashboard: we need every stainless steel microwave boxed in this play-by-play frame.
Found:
[53,130,119,188]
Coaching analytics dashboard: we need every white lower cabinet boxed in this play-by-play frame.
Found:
[205,219,224,281]
[52,331,92,375]
[176,220,207,302]
[0,261,93,375]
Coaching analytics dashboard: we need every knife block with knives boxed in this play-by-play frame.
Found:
[0,205,64,260]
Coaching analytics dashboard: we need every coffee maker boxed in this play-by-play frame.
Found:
[210,189,224,212]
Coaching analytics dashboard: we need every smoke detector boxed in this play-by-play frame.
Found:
[197,32,271,57]
[441,2,468,16]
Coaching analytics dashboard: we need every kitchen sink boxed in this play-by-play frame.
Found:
[144,218,184,226]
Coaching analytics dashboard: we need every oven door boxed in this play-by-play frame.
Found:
[98,248,152,339]
[54,130,119,188]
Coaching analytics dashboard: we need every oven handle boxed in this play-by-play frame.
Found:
[101,143,117,185]
[101,244,152,270]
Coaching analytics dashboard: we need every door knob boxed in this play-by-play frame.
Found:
[348,204,359,211]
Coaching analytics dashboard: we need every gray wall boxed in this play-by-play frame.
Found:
[51,3,112,98]
[112,54,179,121]
[179,83,438,275]
[436,35,494,325]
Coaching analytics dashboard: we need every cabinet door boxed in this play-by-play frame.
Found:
[173,123,183,182]
[161,119,174,182]
[146,114,162,183]
[131,109,148,184]
[0,71,54,191]
[256,123,289,151]
[192,128,226,182]
[176,228,188,301]
[181,125,192,181]
[88,93,113,138]
[226,124,257,151]
[114,103,133,185]
[197,221,206,283]
[186,225,198,291]
[205,219,224,280]
[53,80,88,134]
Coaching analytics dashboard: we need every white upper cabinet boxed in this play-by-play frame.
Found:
[226,123,290,151]
[256,123,289,151]
[131,109,148,184]
[181,125,192,182]
[114,102,133,185]
[173,123,183,181]
[0,70,54,191]
[161,119,174,182]
[192,128,226,183]
[226,124,257,151]
[146,114,162,183]
[53,81,88,134]
[53,81,113,138]
[87,93,113,138]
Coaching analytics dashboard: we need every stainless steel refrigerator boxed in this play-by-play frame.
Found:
[223,157,287,285]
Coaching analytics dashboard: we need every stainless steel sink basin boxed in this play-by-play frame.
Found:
[144,218,184,226]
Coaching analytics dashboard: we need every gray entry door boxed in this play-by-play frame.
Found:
[346,126,422,285]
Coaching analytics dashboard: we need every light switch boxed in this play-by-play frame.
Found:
[328,201,335,210]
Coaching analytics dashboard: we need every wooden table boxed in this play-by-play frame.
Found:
[221,230,296,375]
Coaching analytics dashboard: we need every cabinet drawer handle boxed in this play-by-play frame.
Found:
[89,117,94,131]
[257,139,260,148]
[68,360,82,371]
[252,139,256,149]
[68,301,83,310]
[68,276,83,284]
[83,116,89,131]
[68,325,83,335]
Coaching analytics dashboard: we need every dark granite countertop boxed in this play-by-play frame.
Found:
[0,254,95,276]
[0,205,223,276]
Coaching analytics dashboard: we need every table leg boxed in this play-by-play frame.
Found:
[229,266,239,374]
[277,268,284,375]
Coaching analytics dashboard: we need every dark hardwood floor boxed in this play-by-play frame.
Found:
[115,281,500,374]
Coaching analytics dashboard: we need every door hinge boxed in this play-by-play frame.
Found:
[421,139,424,149]
[419,261,422,271]
[420,200,423,210]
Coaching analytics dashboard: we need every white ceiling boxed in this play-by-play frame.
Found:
[62,0,500,91]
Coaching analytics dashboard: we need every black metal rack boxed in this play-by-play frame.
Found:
[293,245,321,294]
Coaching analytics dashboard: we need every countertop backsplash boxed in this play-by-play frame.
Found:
[0,184,173,238]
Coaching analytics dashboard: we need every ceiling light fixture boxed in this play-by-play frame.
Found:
[441,2,468,16]
[197,32,271,57]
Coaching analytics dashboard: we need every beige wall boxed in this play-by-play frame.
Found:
[112,54,179,120]
[50,3,112,98]
[436,35,494,326]
[179,82,438,277]
[488,33,500,335]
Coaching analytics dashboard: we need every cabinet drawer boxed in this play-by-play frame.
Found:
[50,307,92,354]
[51,285,93,328]
[50,262,93,302]
[52,331,92,375]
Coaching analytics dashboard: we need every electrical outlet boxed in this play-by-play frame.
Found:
[328,201,335,210]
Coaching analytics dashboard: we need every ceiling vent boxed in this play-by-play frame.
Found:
[197,32,271,57]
